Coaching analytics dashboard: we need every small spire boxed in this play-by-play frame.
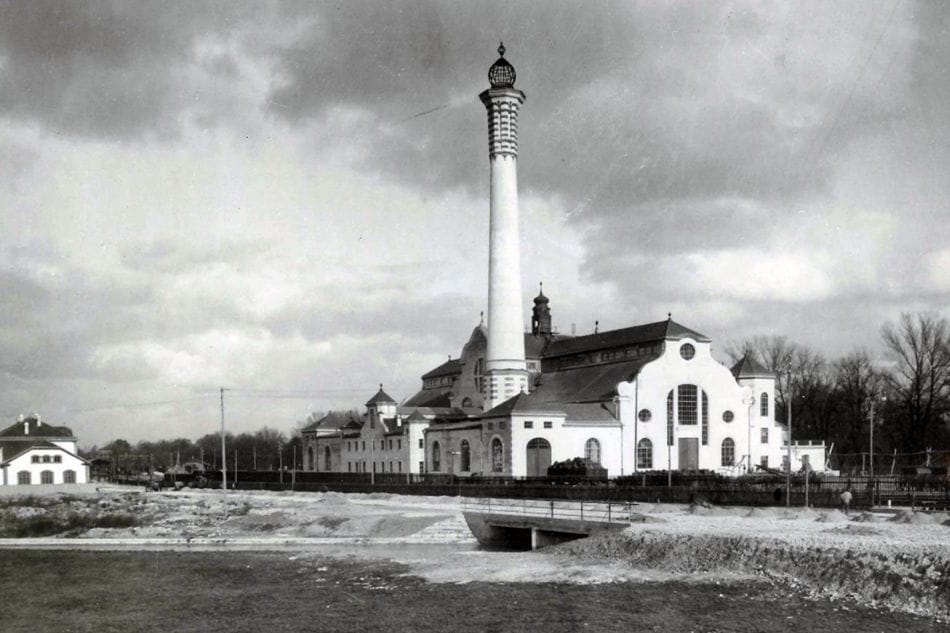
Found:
[379,383,383,391]
[479,311,485,326]
[667,312,672,321]
[498,42,506,57]
[595,320,599,334]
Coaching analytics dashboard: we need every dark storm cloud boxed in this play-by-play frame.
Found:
[0,1,255,139]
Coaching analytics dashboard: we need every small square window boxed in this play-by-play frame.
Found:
[418,439,423,449]
[543,421,552,429]
[524,421,533,429]
[761,428,769,444]
[499,421,506,430]
[32,455,40,463]
[487,422,494,431]
[54,455,61,463]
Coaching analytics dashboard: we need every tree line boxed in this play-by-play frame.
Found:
[726,311,950,471]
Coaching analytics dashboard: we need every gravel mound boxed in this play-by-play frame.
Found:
[889,510,939,525]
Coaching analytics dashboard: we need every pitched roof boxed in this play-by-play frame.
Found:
[365,387,397,407]
[481,391,567,418]
[305,411,362,432]
[529,357,656,404]
[0,417,75,439]
[543,319,709,359]
[421,358,462,380]
[402,389,453,408]
[730,355,774,379]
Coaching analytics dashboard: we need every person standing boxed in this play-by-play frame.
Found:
[840,488,853,515]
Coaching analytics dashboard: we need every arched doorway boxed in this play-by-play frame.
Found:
[525,438,551,477]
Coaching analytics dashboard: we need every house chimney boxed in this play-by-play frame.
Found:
[17,414,24,422]
[24,420,29,435]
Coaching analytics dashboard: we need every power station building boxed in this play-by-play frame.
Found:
[305,46,826,479]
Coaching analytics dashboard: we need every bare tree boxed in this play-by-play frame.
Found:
[880,312,950,451]
[830,349,884,454]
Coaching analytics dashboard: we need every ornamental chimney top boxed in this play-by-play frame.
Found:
[488,42,516,88]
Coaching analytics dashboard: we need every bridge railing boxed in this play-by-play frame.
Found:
[462,497,633,524]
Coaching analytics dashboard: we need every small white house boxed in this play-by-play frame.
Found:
[0,415,90,486]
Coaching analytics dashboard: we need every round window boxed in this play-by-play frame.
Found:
[722,410,734,423]
[638,409,652,422]
[680,343,695,360]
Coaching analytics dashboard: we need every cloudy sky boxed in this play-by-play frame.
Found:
[1,1,947,446]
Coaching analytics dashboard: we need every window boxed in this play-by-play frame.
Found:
[680,343,695,360]
[487,422,494,431]
[324,446,332,471]
[348,462,352,473]
[389,439,393,450]
[362,441,366,451]
[543,421,552,429]
[499,421,506,430]
[42,455,51,463]
[637,439,653,469]
[461,397,473,408]
[41,470,54,484]
[54,455,61,463]
[721,438,735,467]
[760,393,769,417]
[460,440,471,472]
[666,391,674,446]
[389,461,393,472]
[418,438,424,449]
[761,428,769,444]
[419,461,425,473]
[782,455,790,472]
[722,410,734,422]
[63,470,76,484]
[398,461,402,473]
[678,385,697,425]
[524,421,533,429]
[308,446,314,470]
[397,439,402,450]
[701,391,709,445]
[31,455,40,463]
[491,438,504,472]
[431,441,441,472]
[584,438,601,465]
[760,456,769,469]
[17,471,31,485]
[638,409,652,422]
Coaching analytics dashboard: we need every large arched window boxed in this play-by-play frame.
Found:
[526,438,552,477]
[41,470,54,484]
[760,392,769,417]
[637,438,653,469]
[17,471,30,485]
[678,384,697,425]
[460,440,471,472]
[721,438,735,467]
[63,470,76,484]
[461,397,473,408]
[491,437,503,472]
[324,446,332,472]
[431,441,441,472]
[584,438,601,465]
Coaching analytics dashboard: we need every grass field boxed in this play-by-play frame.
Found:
[1,549,945,633]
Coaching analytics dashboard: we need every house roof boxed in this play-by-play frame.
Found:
[481,391,567,418]
[402,389,454,408]
[529,357,656,404]
[365,387,397,407]
[730,355,774,379]
[0,417,75,439]
[543,319,709,359]
[421,358,462,380]
[303,411,362,433]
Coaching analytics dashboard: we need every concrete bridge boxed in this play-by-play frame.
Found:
[461,497,632,550]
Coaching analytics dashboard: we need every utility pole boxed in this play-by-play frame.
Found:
[785,361,792,508]
[220,387,228,516]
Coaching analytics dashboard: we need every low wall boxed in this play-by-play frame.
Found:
[0,483,102,496]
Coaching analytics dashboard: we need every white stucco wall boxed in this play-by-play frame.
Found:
[2,447,88,485]
[617,338,793,475]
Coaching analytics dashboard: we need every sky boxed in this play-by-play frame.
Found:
[1,1,948,447]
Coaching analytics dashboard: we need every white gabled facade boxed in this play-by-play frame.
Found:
[0,415,90,486]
